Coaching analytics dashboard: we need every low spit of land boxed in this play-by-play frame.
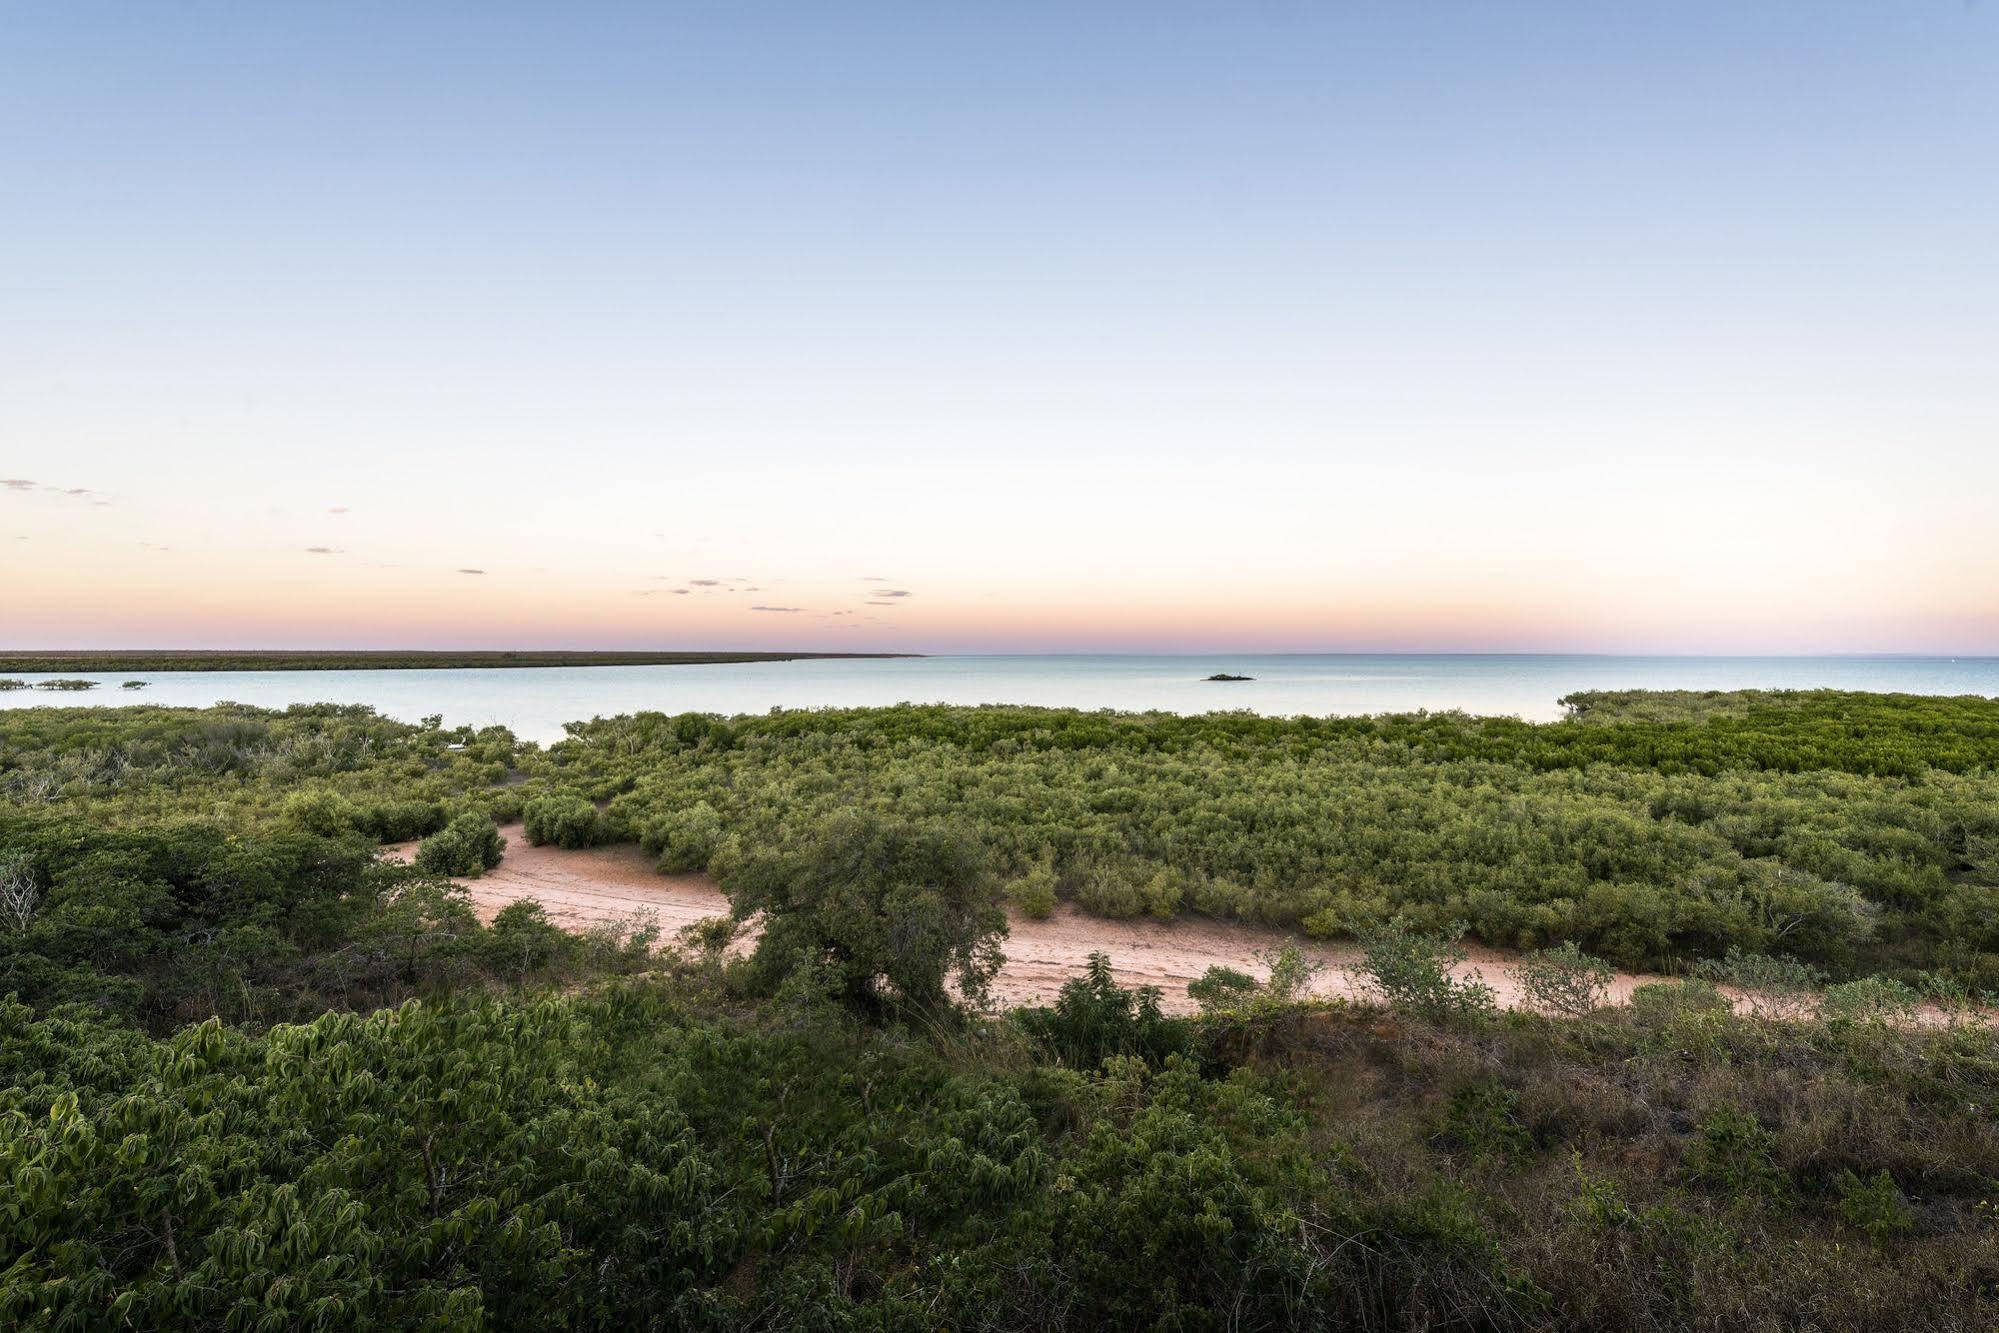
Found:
[0,649,919,673]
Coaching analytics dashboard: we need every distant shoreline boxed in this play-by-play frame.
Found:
[0,650,922,673]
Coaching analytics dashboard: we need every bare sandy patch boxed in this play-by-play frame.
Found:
[384,824,729,937]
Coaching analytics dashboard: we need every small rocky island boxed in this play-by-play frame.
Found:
[1204,672,1254,682]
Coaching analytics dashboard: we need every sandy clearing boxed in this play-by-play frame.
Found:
[385,825,728,938]
[388,824,1689,1014]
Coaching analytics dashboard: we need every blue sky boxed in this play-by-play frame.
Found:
[5,2,1996,651]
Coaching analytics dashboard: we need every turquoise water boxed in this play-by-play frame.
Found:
[3,655,1997,745]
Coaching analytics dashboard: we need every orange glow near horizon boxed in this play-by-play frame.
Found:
[7,527,1997,655]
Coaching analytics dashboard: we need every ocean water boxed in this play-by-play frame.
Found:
[2,655,1996,746]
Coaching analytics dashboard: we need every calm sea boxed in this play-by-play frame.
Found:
[3,655,1996,746]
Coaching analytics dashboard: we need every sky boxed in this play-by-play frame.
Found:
[4,1,1997,654]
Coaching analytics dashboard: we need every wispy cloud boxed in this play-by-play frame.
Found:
[4,479,106,503]
[305,546,343,555]
[457,567,486,575]
[875,589,913,598]
[690,578,722,587]
[750,604,803,613]
[327,506,350,514]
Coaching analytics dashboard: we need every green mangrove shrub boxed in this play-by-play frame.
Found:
[1017,951,1188,1067]
[724,810,1006,1014]
[523,793,614,848]
[638,801,723,872]
[412,812,506,877]
[1004,862,1059,919]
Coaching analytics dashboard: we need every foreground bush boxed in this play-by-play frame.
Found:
[6,975,1996,1331]
[1017,950,1188,1067]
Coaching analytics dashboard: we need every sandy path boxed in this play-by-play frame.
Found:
[389,825,1685,1014]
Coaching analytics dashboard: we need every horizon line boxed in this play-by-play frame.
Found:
[6,647,1999,662]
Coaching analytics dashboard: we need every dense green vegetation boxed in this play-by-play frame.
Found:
[0,702,521,829]
[0,704,614,1030]
[6,966,1997,1328]
[0,649,917,672]
[526,690,1999,983]
[4,692,1998,1327]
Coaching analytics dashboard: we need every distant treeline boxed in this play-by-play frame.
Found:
[0,649,919,673]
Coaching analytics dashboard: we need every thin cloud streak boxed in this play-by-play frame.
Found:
[4,480,106,502]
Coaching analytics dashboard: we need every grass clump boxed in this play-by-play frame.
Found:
[1694,948,1827,1020]
[1835,1169,1915,1248]
[1350,921,1496,1021]
[1516,941,1615,1017]
[1820,975,1920,1027]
